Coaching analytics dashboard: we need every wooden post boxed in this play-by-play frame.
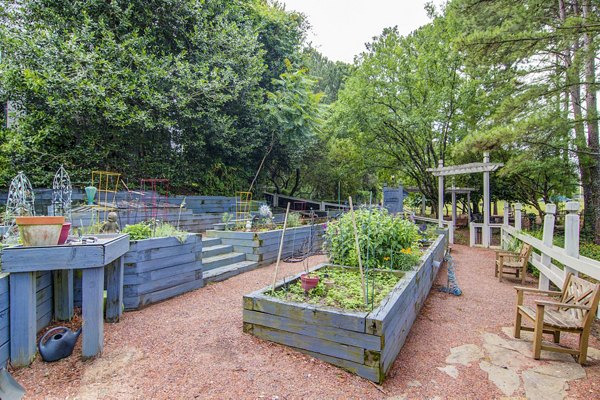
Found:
[539,204,556,291]
[320,201,326,212]
[421,195,426,215]
[515,203,522,230]
[53,269,74,321]
[82,266,104,358]
[451,187,457,231]
[467,192,472,221]
[482,152,491,247]
[564,201,580,277]
[105,257,124,323]
[503,203,509,226]
[271,202,291,293]
[9,272,37,366]
[348,197,367,305]
[438,159,444,228]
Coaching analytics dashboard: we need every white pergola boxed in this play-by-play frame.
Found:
[426,152,503,247]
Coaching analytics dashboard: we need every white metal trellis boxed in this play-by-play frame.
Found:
[3,171,35,243]
[52,165,72,221]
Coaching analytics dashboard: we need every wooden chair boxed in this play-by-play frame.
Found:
[495,243,532,283]
[514,273,600,364]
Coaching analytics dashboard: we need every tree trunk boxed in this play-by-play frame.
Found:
[560,0,596,240]
[582,0,600,243]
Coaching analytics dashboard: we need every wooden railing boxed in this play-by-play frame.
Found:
[501,202,600,315]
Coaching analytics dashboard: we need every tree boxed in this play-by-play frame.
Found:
[447,0,600,240]
[329,18,478,215]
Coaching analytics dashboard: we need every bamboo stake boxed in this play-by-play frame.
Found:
[349,196,367,305]
[271,202,291,294]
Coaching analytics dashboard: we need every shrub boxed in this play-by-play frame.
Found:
[123,221,188,242]
[286,212,303,228]
[325,207,420,271]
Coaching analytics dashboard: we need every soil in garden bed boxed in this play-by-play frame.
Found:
[270,266,402,312]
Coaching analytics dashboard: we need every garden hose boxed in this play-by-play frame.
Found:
[439,253,462,296]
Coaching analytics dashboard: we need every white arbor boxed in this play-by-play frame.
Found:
[427,152,503,247]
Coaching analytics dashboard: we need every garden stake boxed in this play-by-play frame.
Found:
[271,202,291,294]
[348,196,367,305]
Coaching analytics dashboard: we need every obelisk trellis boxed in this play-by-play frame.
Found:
[427,152,503,248]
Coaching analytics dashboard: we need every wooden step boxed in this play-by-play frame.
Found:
[203,261,259,283]
[202,252,246,271]
[202,244,234,258]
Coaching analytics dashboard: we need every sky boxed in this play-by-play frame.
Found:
[280,0,440,63]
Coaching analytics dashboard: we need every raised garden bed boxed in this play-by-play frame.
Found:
[123,234,203,310]
[206,224,324,266]
[243,232,447,383]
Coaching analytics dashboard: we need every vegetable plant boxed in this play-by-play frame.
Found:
[325,207,421,271]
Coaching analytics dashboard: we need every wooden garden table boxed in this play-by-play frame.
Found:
[1,234,129,366]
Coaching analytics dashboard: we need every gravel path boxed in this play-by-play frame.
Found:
[11,245,600,399]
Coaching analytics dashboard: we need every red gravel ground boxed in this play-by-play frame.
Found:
[11,245,600,399]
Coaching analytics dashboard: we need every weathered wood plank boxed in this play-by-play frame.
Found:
[123,270,198,296]
[131,278,204,310]
[0,273,9,297]
[251,294,367,333]
[53,270,74,320]
[124,261,201,285]
[105,257,124,323]
[0,341,9,368]
[10,272,37,366]
[128,234,198,252]
[125,252,199,274]
[244,309,381,351]
[103,234,130,265]
[82,266,104,358]
[250,324,365,364]
[124,242,196,263]
[2,246,104,271]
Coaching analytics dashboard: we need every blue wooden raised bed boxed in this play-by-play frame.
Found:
[243,233,447,383]
[207,224,324,266]
[123,233,203,310]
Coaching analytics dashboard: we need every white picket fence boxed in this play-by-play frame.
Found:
[501,202,600,316]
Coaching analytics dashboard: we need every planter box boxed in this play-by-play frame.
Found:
[207,224,325,266]
[123,234,203,310]
[243,233,447,383]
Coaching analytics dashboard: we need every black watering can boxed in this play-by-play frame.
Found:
[38,326,82,362]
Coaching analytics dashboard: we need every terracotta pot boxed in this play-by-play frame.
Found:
[16,216,65,246]
[57,222,72,245]
[300,274,320,292]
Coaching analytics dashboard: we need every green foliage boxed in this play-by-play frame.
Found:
[221,212,234,231]
[325,207,421,271]
[580,243,600,262]
[0,0,309,194]
[122,223,153,241]
[286,212,302,228]
[271,267,401,311]
[123,221,187,241]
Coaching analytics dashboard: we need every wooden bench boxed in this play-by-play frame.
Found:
[514,272,600,364]
[495,243,532,283]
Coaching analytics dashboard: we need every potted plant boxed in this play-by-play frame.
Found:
[16,216,65,246]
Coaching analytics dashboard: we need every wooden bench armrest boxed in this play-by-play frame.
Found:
[535,300,591,310]
[495,250,519,256]
[514,286,562,296]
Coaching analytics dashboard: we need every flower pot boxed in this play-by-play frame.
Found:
[323,278,335,290]
[300,274,320,292]
[57,222,72,245]
[16,216,65,246]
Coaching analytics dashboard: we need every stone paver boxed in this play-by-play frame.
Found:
[436,365,458,379]
[522,369,568,400]
[479,361,521,396]
[445,344,484,366]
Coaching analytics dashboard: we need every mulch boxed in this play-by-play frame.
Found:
[10,245,600,399]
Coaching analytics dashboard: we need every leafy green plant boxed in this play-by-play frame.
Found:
[122,223,153,241]
[123,221,187,242]
[221,212,234,231]
[325,207,421,271]
[271,267,401,311]
[286,212,303,228]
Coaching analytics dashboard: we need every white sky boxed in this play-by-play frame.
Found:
[280,0,439,63]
